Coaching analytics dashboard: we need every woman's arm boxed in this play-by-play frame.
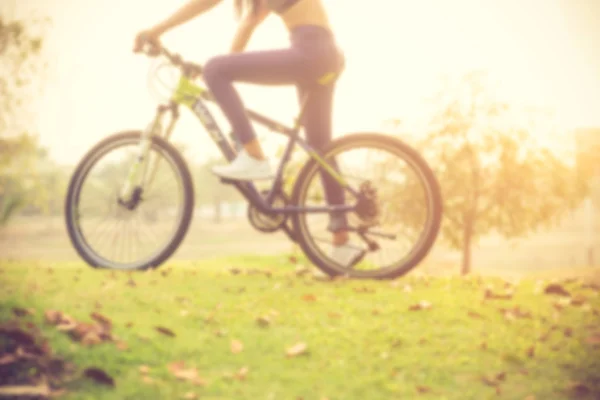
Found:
[230,21,259,53]
[152,0,224,35]
[229,5,270,53]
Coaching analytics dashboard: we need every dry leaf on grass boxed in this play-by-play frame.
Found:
[155,326,176,337]
[0,384,51,397]
[467,310,484,319]
[484,287,513,300]
[409,301,432,311]
[115,341,128,351]
[167,361,201,382]
[416,385,431,393]
[544,284,570,297]
[256,316,271,327]
[286,342,308,357]
[12,307,35,317]
[586,334,600,345]
[230,339,244,354]
[302,294,317,302]
[139,365,150,374]
[84,367,115,387]
[566,381,590,396]
[182,392,198,399]
[235,366,249,381]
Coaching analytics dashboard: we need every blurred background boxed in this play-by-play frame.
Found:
[0,0,599,276]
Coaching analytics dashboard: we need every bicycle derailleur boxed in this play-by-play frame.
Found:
[355,181,380,227]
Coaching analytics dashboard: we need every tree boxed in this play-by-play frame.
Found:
[0,14,48,225]
[411,71,585,274]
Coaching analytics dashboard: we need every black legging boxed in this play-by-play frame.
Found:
[203,25,348,232]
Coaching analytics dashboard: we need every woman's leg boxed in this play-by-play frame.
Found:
[203,48,309,144]
[298,84,349,246]
[202,48,313,180]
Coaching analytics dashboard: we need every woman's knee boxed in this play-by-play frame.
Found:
[203,55,229,86]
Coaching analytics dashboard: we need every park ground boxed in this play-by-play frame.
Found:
[1,216,600,399]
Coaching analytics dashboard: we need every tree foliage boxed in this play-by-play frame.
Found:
[409,71,586,274]
[0,14,49,225]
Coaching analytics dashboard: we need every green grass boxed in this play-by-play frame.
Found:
[1,256,599,400]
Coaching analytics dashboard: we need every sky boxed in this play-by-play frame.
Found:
[3,0,600,165]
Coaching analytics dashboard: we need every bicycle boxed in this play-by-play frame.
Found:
[64,42,443,280]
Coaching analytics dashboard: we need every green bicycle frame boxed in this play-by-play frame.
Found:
[125,73,358,220]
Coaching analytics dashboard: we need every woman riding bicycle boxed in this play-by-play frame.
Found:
[133,0,363,266]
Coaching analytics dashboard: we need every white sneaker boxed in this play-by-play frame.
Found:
[330,241,365,268]
[211,149,274,181]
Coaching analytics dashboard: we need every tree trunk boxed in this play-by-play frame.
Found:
[461,220,473,275]
[213,195,221,224]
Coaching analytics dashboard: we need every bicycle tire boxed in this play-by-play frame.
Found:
[291,132,443,280]
[64,131,195,270]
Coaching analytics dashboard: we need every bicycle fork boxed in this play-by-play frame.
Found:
[118,103,179,208]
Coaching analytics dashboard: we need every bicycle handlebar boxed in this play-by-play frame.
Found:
[136,37,203,77]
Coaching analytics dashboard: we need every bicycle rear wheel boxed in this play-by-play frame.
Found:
[291,132,442,279]
[64,131,194,270]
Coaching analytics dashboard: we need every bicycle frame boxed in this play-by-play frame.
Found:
[140,74,359,218]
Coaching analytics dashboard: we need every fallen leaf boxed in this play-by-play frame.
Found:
[586,334,600,345]
[81,332,102,346]
[484,287,513,300]
[416,385,431,393]
[0,326,36,347]
[192,377,206,387]
[256,316,271,327]
[526,346,535,358]
[286,342,308,357]
[295,266,310,276]
[155,326,176,337]
[214,329,227,337]
[115,341,128,351]
[467,310,484,319]
[302,294,317,302]
[90,312,112,329]
[182,392,198,399]
[139,365,150,374]
[571,294,587,306]
[0,385,50,397]
[235,366,249,380]
[0,351,17,366]
[544,284,570,297]
[174,368,198,381]
[481,375,499,387]
[44,310,63,325]
[84,367,115,387]
[12,307,34,317]
[567,381,590,396]
[564,327,573,337]
[409,301,432,311]
[231,339,244,354]
[524,395,535,400]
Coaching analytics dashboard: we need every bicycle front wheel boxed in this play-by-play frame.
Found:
[64,131,195,270]
[291,132,442,280]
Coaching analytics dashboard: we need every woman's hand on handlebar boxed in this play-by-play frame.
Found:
[133,28,162,55]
